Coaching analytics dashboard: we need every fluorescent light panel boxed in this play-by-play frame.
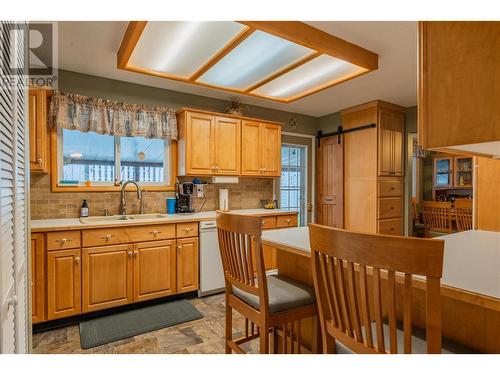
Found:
[197,31,314,90]
[128,21,247,78]
[253,54,367,99]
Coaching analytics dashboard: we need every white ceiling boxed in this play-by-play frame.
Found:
[57,21,417,117]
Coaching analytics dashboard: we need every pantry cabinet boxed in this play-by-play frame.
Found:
[178,110,241,176]
[177,108,281,177]
[82,244,133,313]
[241,120,281,177]
[133,240,176,302]
[378,108,404,177]
[47,248,81,320]
[176,237,199,293]
[28,89,49,173]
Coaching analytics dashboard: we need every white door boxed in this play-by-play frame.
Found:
[0,21,29,354]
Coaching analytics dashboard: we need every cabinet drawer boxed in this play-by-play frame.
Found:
[378,179,402,197]
[378,218,403,236]
[176,222,198,238]
[47,231,81,251]
[128,224,176,242]
[261,216,277,230]
[378,197,403,219]
[83,227,129,247]
[276,214,298,228]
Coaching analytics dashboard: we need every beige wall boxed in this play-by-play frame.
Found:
[30,70,317,220]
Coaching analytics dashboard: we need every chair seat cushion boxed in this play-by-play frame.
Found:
[232,275,316,314]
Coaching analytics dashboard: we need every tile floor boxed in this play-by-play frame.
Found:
[32,294,260,354]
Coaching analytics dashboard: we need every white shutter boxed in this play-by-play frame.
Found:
[0,21,29,354]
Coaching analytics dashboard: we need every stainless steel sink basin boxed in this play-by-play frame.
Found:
[79,213,166,224]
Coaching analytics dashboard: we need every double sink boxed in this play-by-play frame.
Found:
[79,213,166,224]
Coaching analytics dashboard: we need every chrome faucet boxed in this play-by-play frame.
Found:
[119,180,144,215]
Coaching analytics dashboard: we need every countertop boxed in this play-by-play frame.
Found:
[262,228,500,299]
[31,208,298,232]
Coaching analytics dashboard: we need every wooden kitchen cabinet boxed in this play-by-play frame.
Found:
[378,108,404,177]
[133,240,176,302]
[176,237,199,293]
[241,120,281,177]
[31,233,45,323]
[47,248,81,320]
[418,22,500,151]
[82,244,133,313]
[177,110,241,176]
[29,89,49,173]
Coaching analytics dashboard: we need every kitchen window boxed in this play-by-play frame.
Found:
[54,128,175,191]
[280,143,307,226]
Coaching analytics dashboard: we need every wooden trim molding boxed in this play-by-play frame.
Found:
[117,21,147,69]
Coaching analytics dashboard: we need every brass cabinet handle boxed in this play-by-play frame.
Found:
[133,250,138,257]
[55,238,72,244]
[37,158,43,165]
[149,230,162,235]
[177,244,182,250]
[128,251,133,258]
[285,219,291,224]
[101,234,116,240]
[74,256,80,264]
[183,227,193,232]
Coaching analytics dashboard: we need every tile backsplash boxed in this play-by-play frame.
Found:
[30,174,274,220]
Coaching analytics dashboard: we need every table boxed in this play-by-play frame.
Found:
[262,228,500,353]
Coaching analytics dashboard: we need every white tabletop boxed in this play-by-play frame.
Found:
[262,228,500,299]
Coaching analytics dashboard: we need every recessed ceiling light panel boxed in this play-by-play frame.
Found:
[197,30,314,90]
[128,21,247,78]
[252,54,367,100]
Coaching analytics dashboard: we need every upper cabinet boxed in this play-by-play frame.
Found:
[378,108,404,177]
[29,89,49,173]
[177,109,281,177]
[418,22,500,156]
[241,120,281,177]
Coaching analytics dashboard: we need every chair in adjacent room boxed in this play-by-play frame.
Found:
[422,201,453,237]
[309,224,445,354]
[216,212,317,354]
[454,199,473,231]
[411,197,425,237]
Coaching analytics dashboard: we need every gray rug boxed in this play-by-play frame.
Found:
[79,299,203,349]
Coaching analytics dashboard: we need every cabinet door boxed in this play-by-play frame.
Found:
[82,244,132,313]
[47,249,81,320]
[241,120,262,176]
[214,116,241,175]
[261,123,281,176]
[28,89,48,173]
[378,109,394,176]
[392,111,404,176]
[186,111,214,175]
[434,157,453,188]
[176,237,199,293]
[454,157,473,187]
[31,233,45,323]
[133,240,176,302]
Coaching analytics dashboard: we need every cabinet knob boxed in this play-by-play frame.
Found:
[390,206,395,210]
[37,158,43,165]
[285,219,291,223]
[74,256,80,264]
[177,245,182,251]
[128,251,133,258]
[102,234,116,240]
[133,250,138,257]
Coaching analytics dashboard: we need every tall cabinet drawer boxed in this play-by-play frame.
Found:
[378,197,402,219]
[378,218,403,236]
[378,179,403,197]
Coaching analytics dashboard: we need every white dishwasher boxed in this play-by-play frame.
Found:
[199,220,225,297]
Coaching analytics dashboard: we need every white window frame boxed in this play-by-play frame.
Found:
[57,128,171,186]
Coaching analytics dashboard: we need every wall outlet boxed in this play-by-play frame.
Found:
[195,184,204,198]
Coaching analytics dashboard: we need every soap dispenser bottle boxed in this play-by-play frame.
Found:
[81,200,89,217]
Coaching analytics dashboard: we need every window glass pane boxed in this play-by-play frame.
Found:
[120,136,166,183]
[62,129,115,182]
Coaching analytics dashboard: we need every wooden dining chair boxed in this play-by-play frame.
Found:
[411,197,425,237]
[216,212,317,354]
[309,224,444,354]
[422,201,453,237]
[454,199,473,231]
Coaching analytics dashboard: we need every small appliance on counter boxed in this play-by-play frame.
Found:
[176,182,195,214]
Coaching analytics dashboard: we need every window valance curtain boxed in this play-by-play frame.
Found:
[49,90,178,141]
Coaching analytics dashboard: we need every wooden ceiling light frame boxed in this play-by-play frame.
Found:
[117,21,379,103]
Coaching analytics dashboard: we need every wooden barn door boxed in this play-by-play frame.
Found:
[316,136,343,228]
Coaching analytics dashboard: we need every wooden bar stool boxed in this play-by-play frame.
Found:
[216,212,317,354]
[309,224,444,354]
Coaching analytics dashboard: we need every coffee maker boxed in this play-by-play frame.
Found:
[176,182,195,214]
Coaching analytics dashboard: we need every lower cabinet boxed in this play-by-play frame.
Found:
[176,237,199,293]
[47,249,81,320]
[82,244,133,313]
[133,240,176,302]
